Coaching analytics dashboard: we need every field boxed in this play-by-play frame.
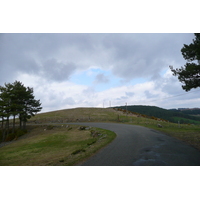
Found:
[0,124,116,166]
[28,107,120,123]
[0,107,200,166]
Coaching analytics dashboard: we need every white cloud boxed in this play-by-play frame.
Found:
[1,33,199,112]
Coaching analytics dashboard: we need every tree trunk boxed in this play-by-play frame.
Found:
[6,116,9,129]
[23,120,26,130]
[12,115,16,133]
[1,117,4,129]
[4,120,9,140]
[19,115,22,129]
[1,118,4,142]
[2,129,6,142]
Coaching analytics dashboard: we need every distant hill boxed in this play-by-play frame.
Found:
[114,105,200,124]
[178,108,200,116]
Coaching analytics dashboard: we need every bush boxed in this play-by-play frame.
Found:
[90,130,102,137]
[5,133,16,141]
[79,126,86,130]
[16,129,27,137]
[71,148,86,155]
[5,129,27,141]
[68,127,72,131]
[47,125,54,130]
[87,140,96,146]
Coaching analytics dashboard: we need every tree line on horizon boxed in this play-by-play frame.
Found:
[114,105,200,124]
[0,81,42,142]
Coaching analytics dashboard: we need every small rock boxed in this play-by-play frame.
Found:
[85,126,91,130]
[79,126,86,130]
[157,124,162,128]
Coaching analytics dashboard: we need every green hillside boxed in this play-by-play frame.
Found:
[114,105,200,124]
[1,107,200,153]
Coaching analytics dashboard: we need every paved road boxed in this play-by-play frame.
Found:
[70,122,200,166]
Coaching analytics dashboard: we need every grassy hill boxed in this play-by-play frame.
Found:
[0,123,116,166]
[29,106,200,150]
[1,106,200,166]
[114,105,200,124]
[28,107,121,124]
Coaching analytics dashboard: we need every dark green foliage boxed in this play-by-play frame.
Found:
[87,140,96,146]
[180,109,200,115]
[79,126,87,130]
[114,105,200,124]
[0,80,42,141]
[71,148,86,155]
[170,33,200,91]
[90,130,102,137]
[5,129,27,142]
[46,125,54,130]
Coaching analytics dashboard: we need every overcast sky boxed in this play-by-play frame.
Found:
[0,33,199,113]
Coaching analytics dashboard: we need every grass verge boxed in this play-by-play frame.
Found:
[0,124,116,166]
[122,116,200,150]
[143,122,200,150]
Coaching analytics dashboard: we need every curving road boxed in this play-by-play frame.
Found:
[70,122,200,166]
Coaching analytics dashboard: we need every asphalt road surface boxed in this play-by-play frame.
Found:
[70,122,200,166]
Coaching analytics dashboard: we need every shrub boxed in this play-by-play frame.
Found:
[16,129,27,137]
[47,125,54,130]
[5,129,27,141]
[87,140,96,146]
[71,148,86,155]
[68,127,72,131]
[5,133,16,141]
[79,126,87,130]
[90,130,102,137]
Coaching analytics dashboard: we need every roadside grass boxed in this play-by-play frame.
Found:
[5,107,200,165]
[0,125,116,166]
[144,123,200,150]
[120,115,200,150]
[31,107,200,151]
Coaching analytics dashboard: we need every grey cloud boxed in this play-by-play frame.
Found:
[144,90,157,99]
[125,92,134,97]
[0,33,195,86]
[94,73,109,84]
[102,33,195,81]
[0,33,94,84]
[116,96,128,101]
[63,97,76,105]
[82,87,97,98]
[42,59,77,81]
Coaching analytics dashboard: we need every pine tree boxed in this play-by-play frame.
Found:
[170,33,200,91]
[0,81,42,141]
[0,83,13,140]
[10,81,42,130]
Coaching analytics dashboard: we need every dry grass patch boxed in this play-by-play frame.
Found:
[28,107,121,123]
